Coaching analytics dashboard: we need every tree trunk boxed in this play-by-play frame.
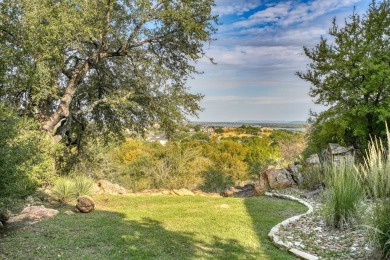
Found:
[41,62,90,140]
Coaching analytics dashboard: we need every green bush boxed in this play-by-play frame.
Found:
[200,169,233,193]
[322,162,363,228]
[0,104,55,198]
[300,164,324,190]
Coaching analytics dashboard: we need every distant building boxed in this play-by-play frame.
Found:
[147,134,168,146]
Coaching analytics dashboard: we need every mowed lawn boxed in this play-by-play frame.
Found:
[0,195,306,260]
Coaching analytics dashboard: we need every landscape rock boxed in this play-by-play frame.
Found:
[172,188,195,196]
[0,209,11,223]
[322,143,355,164]
[76,196,95,213]
[287,164,304,185]
[96,180,127,195]
[8,205,59,223]
[266,168,294,190]
[254,168,294,195]
[306,154,320,165]
[64,210,75,216]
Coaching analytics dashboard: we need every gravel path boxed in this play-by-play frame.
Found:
[273,188,374,259]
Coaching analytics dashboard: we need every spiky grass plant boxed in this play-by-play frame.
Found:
[73,176,94,197]
[360,124,390,258]
[52,178,76,204]
[322,161,363,228]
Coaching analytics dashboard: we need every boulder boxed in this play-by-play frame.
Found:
[64,210,75,216]
[0,209,11,224]
[306,154,320,165]
[266,168,294,190]
[254,171,269,196]
[172,188,195,196]
[287,164,304,185]
[96,180,127,195]
[254,168,294,195]
[8,206,58,223]
[76,196,95,213]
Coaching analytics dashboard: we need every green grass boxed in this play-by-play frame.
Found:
[0,195,305,259]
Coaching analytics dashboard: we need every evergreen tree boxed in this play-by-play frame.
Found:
[297,0,390,151]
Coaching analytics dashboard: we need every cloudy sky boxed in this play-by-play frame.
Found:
[188,0,372,122]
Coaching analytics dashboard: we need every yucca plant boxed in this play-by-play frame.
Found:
[322,161,363,228]
[360,124,390,259]
[52,178,76,204]
[73,176,94,197]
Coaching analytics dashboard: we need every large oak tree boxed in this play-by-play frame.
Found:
[0,0,217,143]
[297,0,390,151]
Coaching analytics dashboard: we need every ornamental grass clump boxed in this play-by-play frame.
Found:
[73,176,94,197]
[52,176,95,204]
[322,161,363,228]
[52,178,76,204]
[360,125,390,259]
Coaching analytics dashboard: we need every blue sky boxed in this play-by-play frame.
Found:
[188,0,372,122]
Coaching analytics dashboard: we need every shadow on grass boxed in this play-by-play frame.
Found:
[0,209,255,260]
[244,196,307,260]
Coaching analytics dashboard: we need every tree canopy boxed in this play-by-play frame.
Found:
[297,0,390,151]
[0,0,217,144]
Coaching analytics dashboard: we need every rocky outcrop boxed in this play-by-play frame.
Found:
[76,196,95,213]
[254,166,305,196]
[95,180,127,195]
[8,205,59,223]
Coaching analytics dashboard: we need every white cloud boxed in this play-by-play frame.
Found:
[204,96,312,105]
[213,0,259,16]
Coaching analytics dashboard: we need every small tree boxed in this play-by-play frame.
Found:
[297,0,390,151]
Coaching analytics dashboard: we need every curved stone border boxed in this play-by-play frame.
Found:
[265,192,319,260]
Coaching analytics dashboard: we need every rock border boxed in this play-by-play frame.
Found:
[265,192,318,260]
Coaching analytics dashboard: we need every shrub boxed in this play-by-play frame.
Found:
[0,104,56,199]
[200,169,233,193]
[300,164,324,190]
[322,162,363,228]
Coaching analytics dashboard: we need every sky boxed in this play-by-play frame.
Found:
[188,0,372,122]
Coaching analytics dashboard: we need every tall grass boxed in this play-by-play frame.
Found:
[360,125,390,259]
[322,161,363,228]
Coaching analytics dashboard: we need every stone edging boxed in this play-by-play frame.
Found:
[265,192,319,260]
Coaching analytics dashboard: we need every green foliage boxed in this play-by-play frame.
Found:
[322,162,363,228]
[0,104,55,198]
[52,178,76,204]
[52,176,94,203]
[359,125,390,258]
[0,0,217,143]
[200,169,233,192]
[300,165,324,190]
[242,137,279,175]
[73,176,94,197]
[298,0,390,151]
[270,130,305,164]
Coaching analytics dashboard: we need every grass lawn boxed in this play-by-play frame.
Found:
[0,195,306,259]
